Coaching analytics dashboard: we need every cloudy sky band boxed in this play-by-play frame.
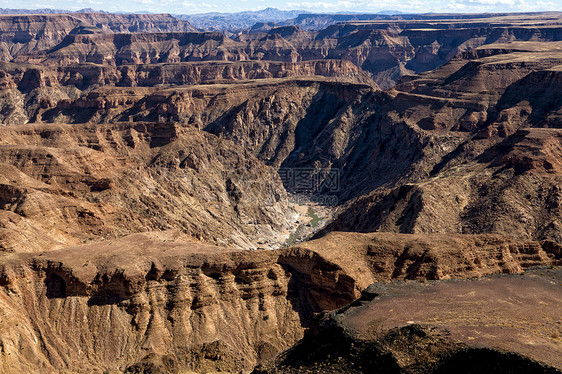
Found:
[6,0,561,15]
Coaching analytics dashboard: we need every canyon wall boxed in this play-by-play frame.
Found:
[2,42,561,243]
[1,13,561,87]
[0,121,292,251]
[0,231,559,373]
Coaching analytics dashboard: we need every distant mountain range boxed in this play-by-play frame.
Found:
[175,7,311,32]
[0,7,410,32]
[335,10,406,15]
[177,8,408,31]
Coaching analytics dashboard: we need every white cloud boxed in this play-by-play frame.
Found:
[284,0,397,11]
[469,0,519,5]
[7,0,562,14]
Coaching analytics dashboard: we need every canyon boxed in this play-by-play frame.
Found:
[0,10,560,374]
[0,232,559,373]
[0,12,561,87]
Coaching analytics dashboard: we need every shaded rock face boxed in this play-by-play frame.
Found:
[0,122,292,251]
[2,44,562,243]
[318,44,562,242]
[0,231,558,373]
[325,129,562,242]
[255,323,561,374]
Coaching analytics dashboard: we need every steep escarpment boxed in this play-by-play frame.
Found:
[35,31,240,66]
[0,122,292,251]
[0,231,558,373]
[325,128,562,241]
[0,233,306,373]
[256,268,562,373]
[0,13,195,63]
[0,60,376,125]
[70,13,197,33]
[0,14,82,62]
[27,77,425,201]
[321,43,562,242]
[294,232,561,283]
[492,65,562,129]
[26,78,388,199]
[27,21,562,87]
[3,13,561,87]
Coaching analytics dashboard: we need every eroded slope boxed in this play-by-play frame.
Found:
[0,231,559,373]
[0,122,291,251]
[256,268,562,373]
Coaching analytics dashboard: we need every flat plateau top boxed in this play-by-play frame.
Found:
[341,268,562,369]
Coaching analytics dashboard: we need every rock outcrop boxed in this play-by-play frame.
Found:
[2,12,561,87]
[0,122,292,251]
[0,231,558,373]
[255,267,562,373]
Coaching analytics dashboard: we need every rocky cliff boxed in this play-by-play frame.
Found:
[0,121,292,251]
[0,13,195,63]
[2,13,561,87]
[255,267,562,373]
[323,43,562,242]
[0,231,558,373]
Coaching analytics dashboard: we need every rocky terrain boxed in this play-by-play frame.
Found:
[4,39,557,242]
[0,12,560,87]
[0,10,560,374]
[0,231,559,373]
[0,121,296,251]
[255,267,562,373]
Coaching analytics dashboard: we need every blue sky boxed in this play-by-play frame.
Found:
[1,0,560,14]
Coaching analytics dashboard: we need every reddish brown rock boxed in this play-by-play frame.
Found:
[0,231,558,373]
[0,122,293,251]
[255,268,562,373]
